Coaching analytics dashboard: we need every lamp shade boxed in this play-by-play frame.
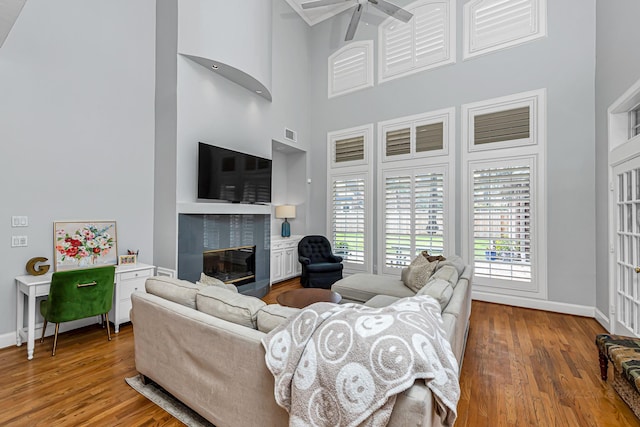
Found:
[275,205,296,219]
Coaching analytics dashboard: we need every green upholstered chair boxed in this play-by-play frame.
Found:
[40,266,115,356]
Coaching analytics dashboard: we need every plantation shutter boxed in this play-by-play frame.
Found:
[414,3,448,66]
[381,1,450,80]
[469,0,538,52]
[474,106,530,145]
[381,18,413,76]
[472,164,531,282]
[383,170,445,270]
[384,175,412,267]
[335,136,365,163]
[414,172,445,255]
[329,43,372,98]
[416,122,444,152]
[331,177,365,264]
[386,128,411,157]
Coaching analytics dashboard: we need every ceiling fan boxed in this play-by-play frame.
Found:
[301,0,413,41]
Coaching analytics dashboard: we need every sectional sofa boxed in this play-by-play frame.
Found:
[130,257,473,427]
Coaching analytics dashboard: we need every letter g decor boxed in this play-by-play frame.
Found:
[26,257,50,276]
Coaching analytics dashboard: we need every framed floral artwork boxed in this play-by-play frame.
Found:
[54,221,118,272]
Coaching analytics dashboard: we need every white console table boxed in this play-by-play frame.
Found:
[15,263,155,360]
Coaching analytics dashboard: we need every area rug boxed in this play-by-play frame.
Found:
[125,375,214,427]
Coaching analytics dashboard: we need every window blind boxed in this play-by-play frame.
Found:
[471,0,537,51]
[386,128,411,156]
[335,136,365,163]
[383,171,445,269]
[331,178,365,264]
[472,164,531,282]
[474,106,530,145]
[416,122,444,152]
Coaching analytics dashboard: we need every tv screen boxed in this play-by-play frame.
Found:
[198,142,272,204]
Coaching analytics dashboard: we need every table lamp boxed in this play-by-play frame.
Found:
[275,205,296,237]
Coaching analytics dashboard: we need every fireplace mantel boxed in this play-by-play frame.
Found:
[178,202,271,215]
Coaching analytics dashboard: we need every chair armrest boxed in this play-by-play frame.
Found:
[328,255,343,263]
[298,256,311,265]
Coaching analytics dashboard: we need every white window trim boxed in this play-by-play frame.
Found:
[378,0,456,84]
[608,78,640,155]
[463,0,547,60]
[462,89,544,153]
[327,123,373,169]
[378,107,454,162]
[377,162,454,276]
[327,124,374,274]
[377,107,456,276]
[461,89,547,300]
[328,41,374,99]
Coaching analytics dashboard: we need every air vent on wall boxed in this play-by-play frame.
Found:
[284,128,297,143]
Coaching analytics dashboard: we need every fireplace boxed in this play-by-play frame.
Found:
[203,245,256,286]
[177,213,270,297]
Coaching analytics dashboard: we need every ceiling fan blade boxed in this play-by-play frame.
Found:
[301,0,350,9]
[345,4,363,41]
[369,0,413,23]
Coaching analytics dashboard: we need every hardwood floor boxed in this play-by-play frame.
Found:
[0,277,637,426]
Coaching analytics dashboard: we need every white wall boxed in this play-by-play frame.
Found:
[306,0,597,308]
[594,0,640,322]
[0,0,156,339]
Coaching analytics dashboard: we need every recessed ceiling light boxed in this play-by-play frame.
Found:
[255,90,262,94]
[211,64,219,70]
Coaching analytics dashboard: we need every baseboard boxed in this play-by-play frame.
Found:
[594,308,610,331]
[1,317,101,350]
[472,291,595,317]
[0,331,17,349]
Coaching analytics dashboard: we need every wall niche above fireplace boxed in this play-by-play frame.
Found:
[178,213,270,297]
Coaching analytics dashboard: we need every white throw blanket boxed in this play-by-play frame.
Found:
[262,295,460,427]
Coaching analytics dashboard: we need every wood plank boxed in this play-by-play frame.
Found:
[0,280,637,426]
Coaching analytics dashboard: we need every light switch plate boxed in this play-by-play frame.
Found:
[11,216,28,227]
[11,235,27,247]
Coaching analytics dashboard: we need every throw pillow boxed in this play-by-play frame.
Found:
[417,278,454,310]
[145,277,202,309]
[435,254,465,276]
[256,304,301,333]
[198,272,238,293]
[403,254,439,293]
[196,285,266,329]
[429,265,459,288]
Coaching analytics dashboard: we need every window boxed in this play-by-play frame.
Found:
[378,0,455,83]
[378,107,455,275]
[465,91,539,152]
[462,89,546,298]
[471,161,532,284]
[631,106,640,138]
[382,168,448,274]
[463,0,547,60]
[328,41,374,98]
[327,124,373,273]
[331,175,366,266]
[379,107,453,162]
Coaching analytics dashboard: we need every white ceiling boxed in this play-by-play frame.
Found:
[284,0,355,26]
[0,0,26,48]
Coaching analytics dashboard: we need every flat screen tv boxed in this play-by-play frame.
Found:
[198,142,272,204]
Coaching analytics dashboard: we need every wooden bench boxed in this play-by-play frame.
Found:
[596,334,640,418]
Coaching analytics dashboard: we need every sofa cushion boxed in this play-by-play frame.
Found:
[332,273,416,303]
[197,272,238,293]
[145,276,202,309]
[436,254,466,276]
[363,294,401,308]
[196,286,266,329]
[403,254,439,293]
[429,265,459,288]
[416,278,454,309]
[256,304,301,333]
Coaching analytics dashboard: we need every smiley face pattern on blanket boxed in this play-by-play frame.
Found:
[262,295,460,427]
